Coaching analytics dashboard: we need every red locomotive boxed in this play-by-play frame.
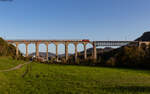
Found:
[82,39,90,42]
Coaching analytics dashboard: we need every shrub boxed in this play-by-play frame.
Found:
[106,57,116,67]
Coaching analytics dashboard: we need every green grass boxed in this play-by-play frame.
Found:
[0,57,24,70]
[0,57,150,94]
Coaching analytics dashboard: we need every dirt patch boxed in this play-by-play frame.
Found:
[0,62,31,72]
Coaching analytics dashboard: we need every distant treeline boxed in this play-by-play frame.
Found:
[99,45,150,68]
[67,45,150,69]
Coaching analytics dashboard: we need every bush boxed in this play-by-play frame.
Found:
[106,57,116,67]
[0,37,21,58]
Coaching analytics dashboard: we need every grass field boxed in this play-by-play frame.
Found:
[0,57,150,94]
[0,57,25,70]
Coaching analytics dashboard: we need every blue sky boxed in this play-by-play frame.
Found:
[0,0,150,54]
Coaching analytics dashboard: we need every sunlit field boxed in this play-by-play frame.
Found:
[0,57,150,94]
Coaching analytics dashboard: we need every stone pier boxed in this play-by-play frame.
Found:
[15,43,19,57]
[45,43,49,61]
[55,43,58,61]
[35,43,39,58]
[25,43,29,57]
[93,43,97,60]
[74,43,78,61]
[84,43,87,59]
[65,43,68,61]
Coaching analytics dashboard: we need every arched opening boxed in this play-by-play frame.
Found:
[86,43,93,58]
[39,43,46,58]
[58,43,65,60]
[68,43,75,59]
[68,43,75,54]
[18,43,26,56]
[77,43,84,59]
[28,44,35,57]
[48,43,56,60]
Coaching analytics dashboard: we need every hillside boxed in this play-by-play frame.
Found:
[29,52,72,58]
[0,37,21,58]
[135,31,150,41]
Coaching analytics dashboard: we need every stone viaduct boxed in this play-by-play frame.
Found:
[7,40,97,61]
[6,40,150,61]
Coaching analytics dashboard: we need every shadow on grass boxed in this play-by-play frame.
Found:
[34,61,150,75]
[45,62,150,70]
[102,86,150,93]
